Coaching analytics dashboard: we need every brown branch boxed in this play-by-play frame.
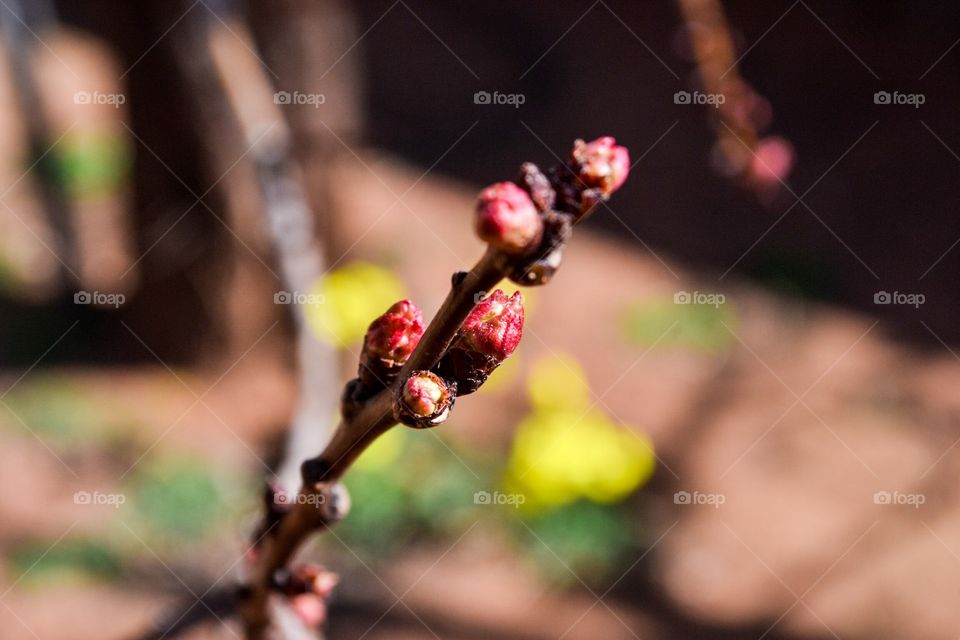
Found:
[240,249,506,638]
[240,136,631,638]
[675,0,794,198]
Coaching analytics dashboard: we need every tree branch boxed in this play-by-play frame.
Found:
[240,136,632,638]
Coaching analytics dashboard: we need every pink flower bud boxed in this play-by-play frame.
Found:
[359,300,425,387]
[571,136,630,196]
[748,136,794,186]
[291,593,327,628]
[274,564,340,598]
[294,565,339,597]
[396,370,454,428]
[311,571,339,598]
[437,290,524,395]
[475,182,543,254]
[459,290,524,360]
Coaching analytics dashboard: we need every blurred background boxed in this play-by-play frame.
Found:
[0,0,957,638]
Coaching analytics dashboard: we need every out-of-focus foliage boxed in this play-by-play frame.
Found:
[523,501,633,585]
[126,454,238,540]
[338,427,478,552]
[622,297,736,353]
[2,376,112,445]
[306,261,406,346]
[8,539,122,586]
[51,132,130,197]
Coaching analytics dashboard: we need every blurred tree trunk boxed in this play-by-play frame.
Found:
[245,0,367,486]
[247,0,365,259]
[55,0,230,362]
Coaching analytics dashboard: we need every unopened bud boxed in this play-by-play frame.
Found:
[396,370,454,428]
[475,182,543,254]
[274,564,340,598]
[291,593,327,628]
[571,136,630,196]
[359,300,424,387]
[459,290,524,359]
[437,290,524,394]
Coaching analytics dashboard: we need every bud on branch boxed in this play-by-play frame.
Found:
[437,289,524,395]
[552,135,631,221]
[571,136,630,196]
[475,182,544,255]
[272,564,339,598]
[359,299,425,388]
[241,135,631,640]
[395,370,455,428]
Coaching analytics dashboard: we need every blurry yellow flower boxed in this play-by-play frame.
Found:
[305,262,406,346]
[504,354,656,514]
[505,410,654,513]
[526,352,591,412]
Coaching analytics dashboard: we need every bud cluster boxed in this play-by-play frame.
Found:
[388,288,526,428]
[247,136,631,634]
[473,136,630,287]
[275,565,339,628]
[384,137,630,427]
[272,564,339,598]
[570,136,631,198]
[551,135,630,221]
